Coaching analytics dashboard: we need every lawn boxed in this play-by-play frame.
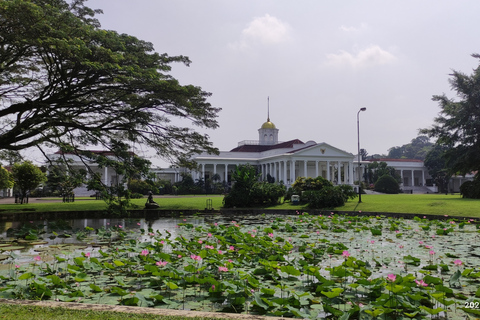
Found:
[0,303,230,320]
[0,193,479,218]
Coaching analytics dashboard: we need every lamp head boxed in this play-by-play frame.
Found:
[360,107,366,111]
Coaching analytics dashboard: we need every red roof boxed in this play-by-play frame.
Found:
[230,139,304,152]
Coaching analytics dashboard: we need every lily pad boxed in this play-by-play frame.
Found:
[0,246,24,251]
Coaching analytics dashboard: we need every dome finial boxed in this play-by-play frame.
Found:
[267,96,270,122]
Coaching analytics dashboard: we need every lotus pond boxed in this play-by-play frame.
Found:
[1,213,480,319]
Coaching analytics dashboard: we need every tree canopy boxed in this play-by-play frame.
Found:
[387,135,433,160]
[12,161,46,197]
[421,54,480,178]
[0,0,220,165]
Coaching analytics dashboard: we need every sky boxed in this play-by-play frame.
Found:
[41,0,480,167]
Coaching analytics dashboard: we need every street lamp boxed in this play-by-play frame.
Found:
[357,107,366,203]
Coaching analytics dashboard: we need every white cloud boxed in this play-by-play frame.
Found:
[339,23,368,33]
[325,45,397,68]
[229,14,291,51]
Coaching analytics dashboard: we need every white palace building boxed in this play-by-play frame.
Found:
[158,116,472,193]
[188,116,357,187]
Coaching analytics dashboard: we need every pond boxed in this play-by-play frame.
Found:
[0,213,479,319]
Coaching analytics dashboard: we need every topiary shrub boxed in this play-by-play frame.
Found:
[374,174,400,194]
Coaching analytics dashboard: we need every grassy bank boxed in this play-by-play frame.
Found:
[0,303,229,320]
[0,193,479,218]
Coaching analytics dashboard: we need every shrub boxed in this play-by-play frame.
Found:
[460,178,480,199]
[302,184,356,209]
[130,192,144,199]
[374,174,400,194]
[128,179,158,195]
[223,164,285,207]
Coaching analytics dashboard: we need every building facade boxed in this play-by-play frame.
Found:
[189,117,356,187]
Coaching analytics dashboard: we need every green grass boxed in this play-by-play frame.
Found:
[1,193,479,218]
[0,303,224,320]
[0,195,225,213]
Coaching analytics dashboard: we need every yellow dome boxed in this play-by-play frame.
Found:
[261,121,276,129]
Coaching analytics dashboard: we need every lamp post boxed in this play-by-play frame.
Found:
[357,107,366,203]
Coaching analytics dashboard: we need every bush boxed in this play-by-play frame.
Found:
[130,192,144,199]
[128,179,158,195]
[374,175,400,194]
[302,185,356,209]
[460,178,480,198]
[223,164,285,208]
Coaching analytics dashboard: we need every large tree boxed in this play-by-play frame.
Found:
[12,161,46,201]
[421,54,480,178]
[0,0,220,165]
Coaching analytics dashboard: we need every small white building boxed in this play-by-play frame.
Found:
[46,150,129,196]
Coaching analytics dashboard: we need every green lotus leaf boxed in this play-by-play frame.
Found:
[419,305,444,315]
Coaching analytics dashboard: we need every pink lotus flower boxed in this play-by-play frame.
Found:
[268,233,274,238]
[387,274,396,282]
[140,249,149,256]
[85,252,91,258]
[218,250,223,255]
[229,246,235,251]
[228,259,233,263]
[190,254,202,261]
[370,240,375,244]
[218,266,228,272]
[207,233,212,237]
[34,256,41,261]
[15,264,20,268]
[177,255,182,258]
[205,245,214,249]
[160,240,165,244]
[118,225,122,228]
[198,240,203,244]
[211,285,215,290]
[425,245,432,249]
[137,222,141,226]
[419,241,424,244]
[429,250,435,255]
[415,279,428,287]
[454,259,462,266]
[342,250,350,257]
[156,261,168,266]
[214,223,218,226]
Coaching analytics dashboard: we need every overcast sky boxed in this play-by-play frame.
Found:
[80,0,480,167]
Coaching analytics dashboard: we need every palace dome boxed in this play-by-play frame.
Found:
[261,120,276,129]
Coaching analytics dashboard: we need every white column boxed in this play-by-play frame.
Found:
[343,163,348,184]
[411,170,414,187]
[422,170,425,186]
[201,163,205,180]
[104,167,108,185]
[274,162,277,180]
[283,161,287,184]
[326,161,330,181]
[315,161,319,178]
[337,161,341,184]
[213,163,217,176]
[290,160,295,183]
[304,160,308,178]
[225,164,228,182]
[349,161,354,184]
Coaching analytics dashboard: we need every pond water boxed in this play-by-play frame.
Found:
[0,213,479,319]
